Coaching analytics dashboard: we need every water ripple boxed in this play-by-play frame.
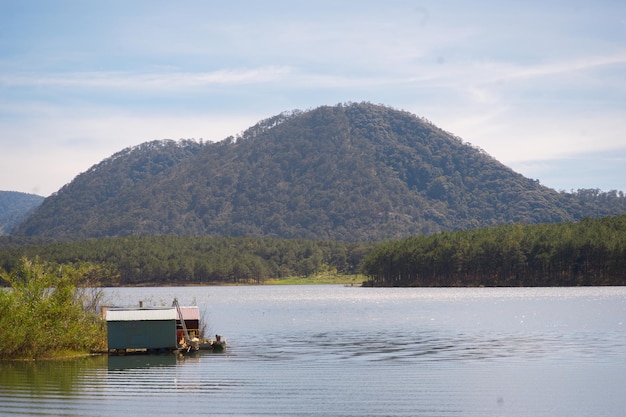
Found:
[2,286,625,417]
[231,327,625,365]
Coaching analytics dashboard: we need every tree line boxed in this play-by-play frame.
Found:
[2,215,626,287]
[360,215,626,286]
[0,236,373,286]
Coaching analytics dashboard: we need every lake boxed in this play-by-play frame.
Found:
[1,285,625,416]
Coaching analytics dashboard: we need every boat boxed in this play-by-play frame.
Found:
[174,298,226,354]
[199,334,226,352]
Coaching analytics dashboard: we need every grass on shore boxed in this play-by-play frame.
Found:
[264,274,366,285]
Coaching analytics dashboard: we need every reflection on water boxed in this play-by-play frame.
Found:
[107,353,177,370]
[1,286,625,417]
[103,352,241,399]
[0,352,240,417]
[0,356,105,416]
[0,355,106,396]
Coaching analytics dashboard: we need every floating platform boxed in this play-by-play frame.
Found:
[104,302,225,355]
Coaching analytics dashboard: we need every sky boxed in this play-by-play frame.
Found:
[1,0,625,197]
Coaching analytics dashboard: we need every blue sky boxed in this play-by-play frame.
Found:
[1,0,625,196]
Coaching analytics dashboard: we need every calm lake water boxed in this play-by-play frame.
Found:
[1,285,625,417]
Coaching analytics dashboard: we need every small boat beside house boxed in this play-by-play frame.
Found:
[173,298,226,353]
[104,299,225,355]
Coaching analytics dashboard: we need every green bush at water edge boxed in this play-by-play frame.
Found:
[0,258,106,360]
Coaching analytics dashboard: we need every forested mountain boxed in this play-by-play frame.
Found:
[0,191,44,235]
[11,103,626,241]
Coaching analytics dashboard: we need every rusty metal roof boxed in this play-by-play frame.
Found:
[176,306,200,321]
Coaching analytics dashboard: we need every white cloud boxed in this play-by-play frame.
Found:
[0,67,293,91]
[2,0,625,195]
[469,51,626,86]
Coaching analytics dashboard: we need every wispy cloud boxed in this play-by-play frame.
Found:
[0,66,293,90]
[1,1,625,195]
[481,52,626,83]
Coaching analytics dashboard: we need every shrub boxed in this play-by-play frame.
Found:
[0,258,106,359]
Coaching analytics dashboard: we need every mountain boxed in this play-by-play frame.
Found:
[0,191,44,235]
[11,103,626,241]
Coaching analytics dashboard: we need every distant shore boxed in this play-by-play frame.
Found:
[94,274,366,287]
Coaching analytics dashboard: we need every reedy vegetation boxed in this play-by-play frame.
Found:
[0,258,106,359]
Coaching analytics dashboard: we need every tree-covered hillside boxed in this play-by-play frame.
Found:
[11,103,626,241]
[0,191,44,235]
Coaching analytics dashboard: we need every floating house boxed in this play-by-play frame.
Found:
[106,307,178,352]
[104,301,225,354]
